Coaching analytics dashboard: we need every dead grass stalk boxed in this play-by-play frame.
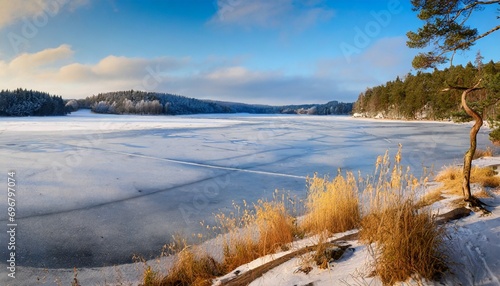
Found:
[360,146,448,285]
[301,172,360,235]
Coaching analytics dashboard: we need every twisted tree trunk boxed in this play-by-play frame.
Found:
[461,82,483,201]
[455,80,489,212]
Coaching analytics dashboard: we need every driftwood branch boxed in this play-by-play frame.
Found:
[218,232,359,286]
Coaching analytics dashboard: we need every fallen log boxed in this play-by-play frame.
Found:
[436,207,472,225]
[217,232,359,286]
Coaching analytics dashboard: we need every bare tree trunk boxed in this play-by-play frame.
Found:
[461,85,482,201]
[459,80,489,212]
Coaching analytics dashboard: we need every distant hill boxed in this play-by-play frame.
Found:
[79,90,353,116]
[0,88,67,116]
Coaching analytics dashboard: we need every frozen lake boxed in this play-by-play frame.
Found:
[0,110,494,269]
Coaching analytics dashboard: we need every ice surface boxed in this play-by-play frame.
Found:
[0,110,495,284]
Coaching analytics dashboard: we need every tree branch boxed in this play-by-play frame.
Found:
[442,79,484,92]
[471,24,500,44]
[459,0,500,13]
[450,50,456,67]
[450,0,500,22]
[434,24,500,63]
[450,25,500,52]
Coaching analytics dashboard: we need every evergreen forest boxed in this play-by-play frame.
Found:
[353,60,500,122]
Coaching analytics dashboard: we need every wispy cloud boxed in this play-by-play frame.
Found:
[57,55,190,81]
[0,0,89,29]
[8,44,73,71]
[0,45,190,97]
[0,41,411,104]
[0,45,352,104]
[210,0,334,30]
[176,71,349,105]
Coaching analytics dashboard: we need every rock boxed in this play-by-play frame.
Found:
[324,243,353,261]
[314,241,354,268]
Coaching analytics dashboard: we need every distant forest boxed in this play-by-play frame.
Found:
[0,88,67,116]
[353,60,500,121]
[78,91,353,116]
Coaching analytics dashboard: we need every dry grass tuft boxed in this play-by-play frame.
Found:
[255,200,295,253]
[301,172,360,235]
[157,247,223,286]
[416,188,445,208]
[140,235,223,286]
[360,146,447,285]
[434,165,500,196]
[473,146,494,159]
[143,196,295,285]
[217,198,295,273]
[141,266,159,286]
[362,199,447,284]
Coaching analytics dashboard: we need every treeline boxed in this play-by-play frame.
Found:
[79,91,230,115]
[79,90,353,116]
[0,88,68,116]
[280,101,353,115]
[0,88,353,117]
[353,60,500,120]
[216,100,353,115]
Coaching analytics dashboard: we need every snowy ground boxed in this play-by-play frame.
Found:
[221,184,500,286]
[0,110,497,285]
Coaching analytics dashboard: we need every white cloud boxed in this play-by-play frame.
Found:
[0,45,191,98]
[55,55,189,81]
[9,44,73,71]
[159,66,350,105]
[1,44,405,105]
[210,0,334,30]
[0,0,46,28]
[0,0,89,29]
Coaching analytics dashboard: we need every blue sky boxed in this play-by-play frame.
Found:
[0,0,498,104]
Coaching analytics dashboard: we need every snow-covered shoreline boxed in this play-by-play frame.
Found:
[350,112,489,126]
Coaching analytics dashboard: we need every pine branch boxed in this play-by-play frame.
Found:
[435,24,500,61]
[442,79,484,92]
[448,0,500,22]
